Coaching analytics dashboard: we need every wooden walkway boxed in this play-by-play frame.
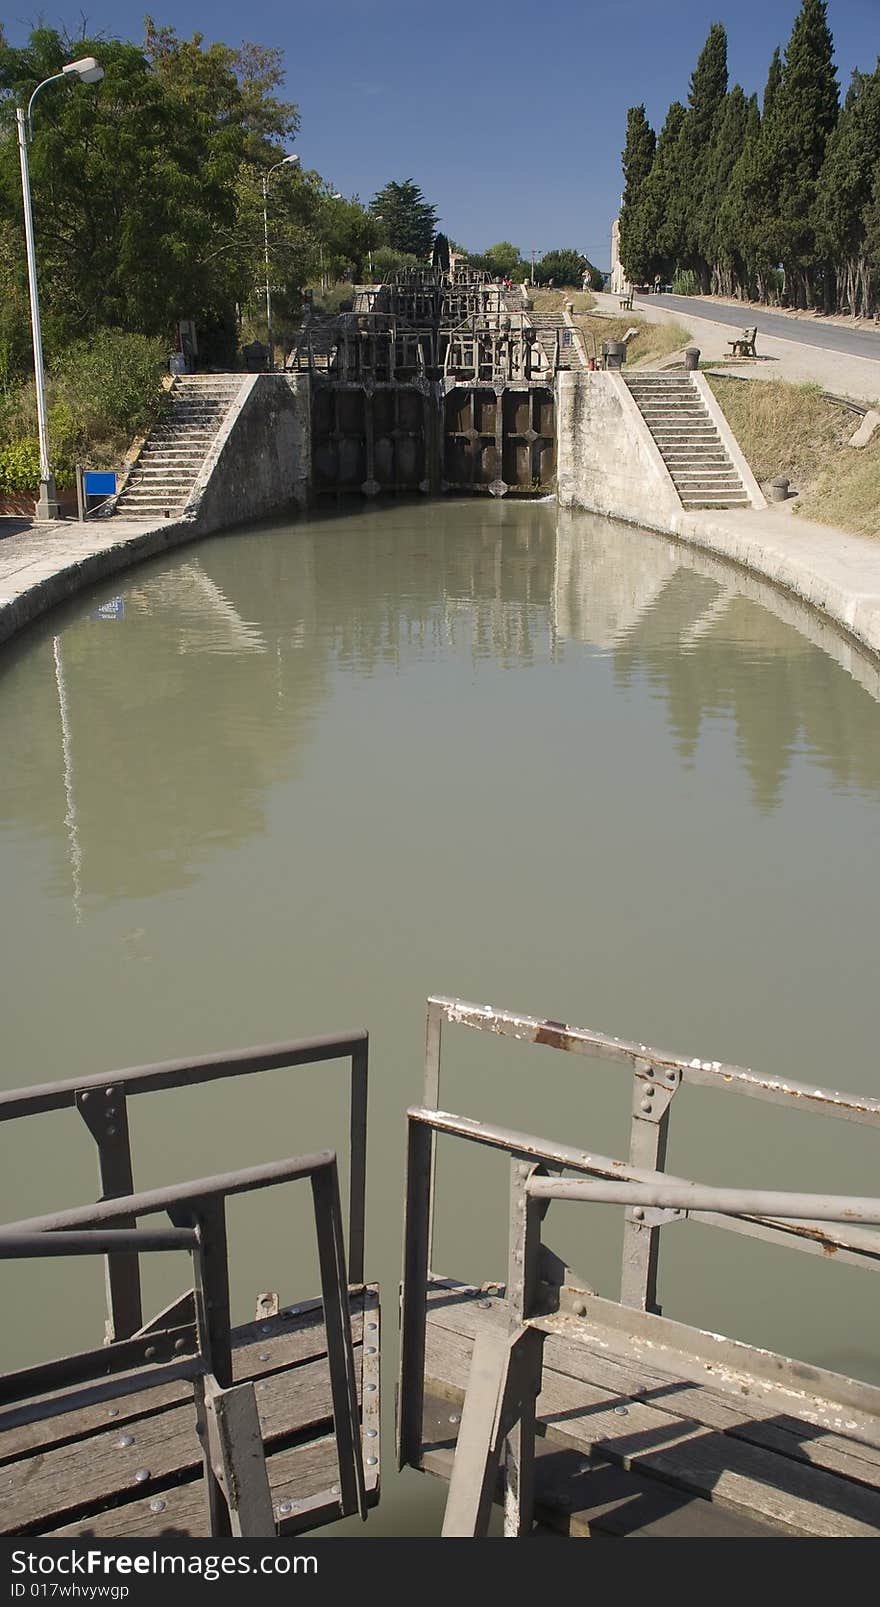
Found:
[1,1288,379,1538]
[420,1281,880,1538]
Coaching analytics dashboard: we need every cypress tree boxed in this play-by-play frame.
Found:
[682,23,729,290]
[627,102,687,286]
[815,67,880,315]
[699,86,752,295]
[772,0,839,306]
[717,94,761,298]
[619,105,656,283]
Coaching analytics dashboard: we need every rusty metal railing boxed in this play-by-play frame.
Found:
[421,995,880,1311]
[0,1029,368,1344]
[439,1164,880,1536]
[398,995,880,1490]
[0,1151,366,1536]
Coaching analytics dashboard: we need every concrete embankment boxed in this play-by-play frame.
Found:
[2,364,880,671]
[0,373,310,649]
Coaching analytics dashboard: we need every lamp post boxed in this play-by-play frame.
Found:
[262,154,299,371]
[16,57,104,522]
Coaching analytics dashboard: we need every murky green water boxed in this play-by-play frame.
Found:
[2,497,879,1534]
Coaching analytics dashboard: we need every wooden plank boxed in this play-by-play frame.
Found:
[421,1395,795,1538]
[426,1286,880,1481]
[49,1436,351,1537]
[0,1295,367,1464]
[424,1316,880,1537]
[0,1342,363,1533]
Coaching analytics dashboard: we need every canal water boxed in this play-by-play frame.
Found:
[1,497,879,1535]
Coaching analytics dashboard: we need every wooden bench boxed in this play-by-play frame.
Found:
[727,325,758,357]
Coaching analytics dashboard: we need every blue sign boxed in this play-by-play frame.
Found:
[84,471,117,496]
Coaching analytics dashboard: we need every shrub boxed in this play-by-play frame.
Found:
[672,269,698,295]
[55,331,168,450]
[0,438,41,495]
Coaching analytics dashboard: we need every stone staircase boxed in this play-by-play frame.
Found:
[623,373,751,509]
[527,311,587,371]
[114,375,247,519]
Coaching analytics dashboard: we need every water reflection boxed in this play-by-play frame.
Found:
[2,500,880,922]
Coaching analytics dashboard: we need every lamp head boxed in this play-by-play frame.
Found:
[282,154,299,166]
[62,57,104,84]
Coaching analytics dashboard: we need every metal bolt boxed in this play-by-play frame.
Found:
[258,1353,270,1362]
[106,1126,117,1137]
[135,1469,151,1483]
[365,1428,378,1439]
[448,1413,460,1425]
[365,1456,378,1467]
[107,1407,119,1418]
[117,1435,134,1448]
[105,1087,115,1098]
[640,1099,652,1114]
[574,1302,587,1317]
[149,1499,166,1514]
[260,1325,271,1335]
[645,1068,654,1079]
[614,1405,629,1416]
[278,1501,294,1516]
[258,1381,269,1392]
[365,1383,377,1393]
[106,1107,116,1119]
[174,1337,188,1354]
[365,1346,378,1356]
[632,1207,644,1221]
[478,1299,492,1309]
[285,1306,299,1318]
[80,1091,91,1103]
[144,1346,156,1360]
[367,1321,378,1331]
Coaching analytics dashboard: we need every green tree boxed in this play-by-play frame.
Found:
[484,241,523,277]
[628,102,687,284]
[814,67,880,316]
[369,178,437,259]
[682,22,729,290]
[772,0,839,306]
[619,104,656,282]
[0,26,299,363]
[533,248,587,286]
[699,85,752,295]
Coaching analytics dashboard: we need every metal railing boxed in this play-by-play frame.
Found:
[398,995,880,1505]
[0,1029,368,1344]
[421,995,880,1308]
[0,1151,367,1536]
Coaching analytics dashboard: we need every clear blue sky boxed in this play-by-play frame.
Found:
[6,0,876,268]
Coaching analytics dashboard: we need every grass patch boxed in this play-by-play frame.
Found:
[707,375,880,537]
[528,288,596,312]
[573,313,691,367]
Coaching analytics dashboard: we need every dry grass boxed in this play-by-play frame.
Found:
[573,312,692,367]
[527,288,596,313]
[707,376,880,538]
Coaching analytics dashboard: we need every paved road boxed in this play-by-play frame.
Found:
[636,294,880,363]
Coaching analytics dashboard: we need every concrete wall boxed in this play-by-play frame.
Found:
[191,373,311,533]
[556,369,684,530]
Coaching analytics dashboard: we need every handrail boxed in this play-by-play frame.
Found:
[526,1176,880,1225]
[0,1029,369,1342]
[1,1149,367,1531]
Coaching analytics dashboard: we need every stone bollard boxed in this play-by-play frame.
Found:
[684,347,700,371]
[768,475,790,502]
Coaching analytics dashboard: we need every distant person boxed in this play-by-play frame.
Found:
[654,275,661,294]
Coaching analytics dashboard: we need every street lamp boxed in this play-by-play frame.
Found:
[262,154,299,371]
[16,57,104,521]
